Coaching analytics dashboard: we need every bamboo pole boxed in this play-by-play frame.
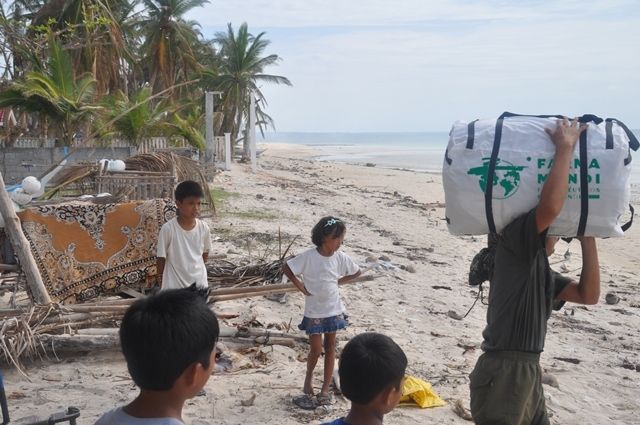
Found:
[212,275,376,302]
[0,173,51,304]
[211,282,294,296]
[213,286,299,302]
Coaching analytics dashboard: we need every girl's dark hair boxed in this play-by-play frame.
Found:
[311,216,346,247]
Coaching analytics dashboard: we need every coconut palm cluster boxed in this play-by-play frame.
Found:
[0,0,291,151]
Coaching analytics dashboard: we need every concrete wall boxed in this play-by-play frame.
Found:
[0,147,135,184]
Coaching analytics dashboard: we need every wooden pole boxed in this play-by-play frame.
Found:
[0,173,51,304]
[211,275,376,302]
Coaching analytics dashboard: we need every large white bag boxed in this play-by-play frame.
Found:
[443,113,638,237]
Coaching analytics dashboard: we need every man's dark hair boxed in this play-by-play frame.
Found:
[339,333,407,405]
[120,288,219,391]
[311,216,346,247]
[174,180,204,202]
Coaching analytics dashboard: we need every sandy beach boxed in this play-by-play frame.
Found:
[3,143,639,425]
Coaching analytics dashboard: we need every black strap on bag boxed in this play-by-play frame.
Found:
[577,130,590,236]
[621,204,635,232]
[444,148,452,165]
[485,118,505,234]
[605,118,640,152]
[499,112,605,124]
[605,120,614,150]
[466,119,479,149]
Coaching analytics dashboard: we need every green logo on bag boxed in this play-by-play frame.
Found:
[467,158,526,199]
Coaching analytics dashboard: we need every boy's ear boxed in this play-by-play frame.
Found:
[180,362,200,388]
[381,384,402,410]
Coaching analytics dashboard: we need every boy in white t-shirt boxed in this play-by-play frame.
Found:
[156,180,212,292]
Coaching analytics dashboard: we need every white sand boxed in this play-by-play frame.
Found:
[4,143,639,424]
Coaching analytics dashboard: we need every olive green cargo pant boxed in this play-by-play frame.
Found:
[469,351,549,425]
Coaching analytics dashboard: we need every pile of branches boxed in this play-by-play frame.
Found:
[207,258,290,288]
[0,302,125,375]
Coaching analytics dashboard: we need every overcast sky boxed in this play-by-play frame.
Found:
[187,0,640,132]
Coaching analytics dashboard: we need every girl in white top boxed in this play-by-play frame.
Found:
[283,216,361,409]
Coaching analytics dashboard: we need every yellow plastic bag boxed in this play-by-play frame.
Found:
[399,375,446,408]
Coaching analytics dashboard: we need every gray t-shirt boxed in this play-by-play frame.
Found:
[95,407,184,425]
[481,209,571,353]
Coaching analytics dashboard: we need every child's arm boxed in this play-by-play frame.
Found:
[338,269,362,284]
[558,237,600,305]
[156,257,165,285]
[202,222,212,265]
[282,263,311,295]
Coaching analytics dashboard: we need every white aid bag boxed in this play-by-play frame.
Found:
[443,113,638,237]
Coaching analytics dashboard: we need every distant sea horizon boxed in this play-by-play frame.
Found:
[263,131,640,185]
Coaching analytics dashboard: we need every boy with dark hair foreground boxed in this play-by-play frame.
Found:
[322,333,407,425]
[469,118,601,425]
[157,180,212,292]
[95,288,220,425]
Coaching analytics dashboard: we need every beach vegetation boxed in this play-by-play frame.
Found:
[0,37,100,146]
[211,187,242,206]
[230,208,280,221]
[0,1,290,154]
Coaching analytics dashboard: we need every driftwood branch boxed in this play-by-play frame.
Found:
[0,173,51,304]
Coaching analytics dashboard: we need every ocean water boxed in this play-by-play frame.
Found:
[263,131,640,184]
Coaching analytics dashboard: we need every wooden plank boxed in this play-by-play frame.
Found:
[107,170,173,176]
[119,287,145,299]
[0,172,51,304]
[0,264,18,272]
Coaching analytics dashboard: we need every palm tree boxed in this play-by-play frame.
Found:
[139,0,209,97]
[0,38,99,146]
[165,101,205,149]
[101,86,169,146]
[213,22,291,156]
[28,0,134,95]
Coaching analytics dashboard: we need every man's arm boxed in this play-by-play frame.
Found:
[558,237,600,305]
[202,252,209,263]
[536,118,586,233]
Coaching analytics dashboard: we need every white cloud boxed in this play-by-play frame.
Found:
[188,1,640,131]
[191,0,637,28]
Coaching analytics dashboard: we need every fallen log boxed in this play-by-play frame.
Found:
[34,331,301,355]
[38,333,120,353]
[212,275,377,302]
[219,326,307,342]
[0,264,19,272]
[0,173,51,304]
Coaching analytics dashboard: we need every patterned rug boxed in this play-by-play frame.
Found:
[18,199,176,303]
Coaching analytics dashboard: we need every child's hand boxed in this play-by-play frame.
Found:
[545,117,586,152]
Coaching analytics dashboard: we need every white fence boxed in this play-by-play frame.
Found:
[0,138,56,148]
[1,137,191,154]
